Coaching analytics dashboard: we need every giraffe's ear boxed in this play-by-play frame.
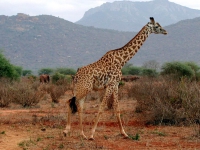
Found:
[150,17,155,23]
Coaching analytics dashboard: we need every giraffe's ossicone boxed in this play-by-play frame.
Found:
[63,17,167,140]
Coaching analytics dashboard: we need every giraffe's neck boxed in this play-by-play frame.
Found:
[113,25,150,67]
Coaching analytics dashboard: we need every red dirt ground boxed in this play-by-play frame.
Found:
[0,91,200,150]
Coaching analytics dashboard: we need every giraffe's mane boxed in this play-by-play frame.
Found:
[119,25,147,50]
[96,24,148,63]
[103,24,147,56]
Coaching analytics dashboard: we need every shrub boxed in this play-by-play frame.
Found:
[10,80,45,107]
[0,51,20,80]
[184,62,200,81]
[196,72,200,81]
[14,66,23,77]
[39,72,72,103]
[42,77,72,103]
[47,84,66,103]
[142,68,158,77]
[27,75,37,83]
[122,63,143,75]
[0,78,13,107]
[51,72,73,85]
[128,66,143,75]
[122,63,133,75]
[0,78,45,107]
[55,68,76,75]
[161,62,195,79]
[51,73,66,84]
[22,70,33,76]
[38,68,54,75]
[131,76,200,125]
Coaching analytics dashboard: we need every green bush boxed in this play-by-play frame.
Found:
[142,68,158,77]
[51,72,66,83]
[0,51,20,80]
[55,68,76,75]
[38,68,54,75]
[128,66,143,75]
[122,63,158,76]
[122,65,143,75]
[161,62,195,79]
[184,62,200,80]
[122,63,133,75]
[13,66,23,77]
[22,70,33,76]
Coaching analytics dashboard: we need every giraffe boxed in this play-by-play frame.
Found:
[63,17,167,140]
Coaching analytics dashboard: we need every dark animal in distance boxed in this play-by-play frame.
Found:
[40,74,50,83]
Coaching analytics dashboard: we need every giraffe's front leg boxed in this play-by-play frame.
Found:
[112,86,129,138]
[88,86,113,140]
[77,97,87,139]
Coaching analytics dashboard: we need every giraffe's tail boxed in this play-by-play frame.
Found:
[69,96,77,114]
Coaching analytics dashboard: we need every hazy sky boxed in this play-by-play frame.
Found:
[0,0,200,22]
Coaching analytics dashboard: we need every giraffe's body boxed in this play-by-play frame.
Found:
[64,17,167,140]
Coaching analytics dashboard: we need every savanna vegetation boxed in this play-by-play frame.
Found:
[1,50,200,126]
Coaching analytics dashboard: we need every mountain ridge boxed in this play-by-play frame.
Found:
[76,0,200,32]
[0,13,200,72]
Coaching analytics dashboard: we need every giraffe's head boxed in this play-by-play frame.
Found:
[147,17,167,35]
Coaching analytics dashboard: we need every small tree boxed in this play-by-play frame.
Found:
[122,63,143,75]
[22,70,33,76]
[13,66,23,77]
[0,51,20,80]
[51,72,66,84]
[122,63,133,75]
[142,68,158,77]
[128,66,143,75]
[55,68,76,75]
[38,68,54,75]
[161,61,195,79]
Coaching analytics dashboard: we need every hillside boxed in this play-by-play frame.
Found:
[0,13,200,72]
[0,13,133,71]
[76,0,200,32]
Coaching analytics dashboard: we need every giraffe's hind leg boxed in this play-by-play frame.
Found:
[88,84,115,140]
[63,100,72,136]
[63,97,87,139]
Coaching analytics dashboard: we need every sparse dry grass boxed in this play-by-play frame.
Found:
[130,76,200,126]
[0,75,200,149]
[0,78,13,107]
[0,76,73,108]
[10,81,45,107]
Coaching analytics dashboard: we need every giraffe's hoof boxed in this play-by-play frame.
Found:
[88,137,95,140]
[79,135,88,140]
[122,133,129,139]
[123,136,129,139]
[63,132,67,137]
[83,137,88,140]
[63,130,70,137]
